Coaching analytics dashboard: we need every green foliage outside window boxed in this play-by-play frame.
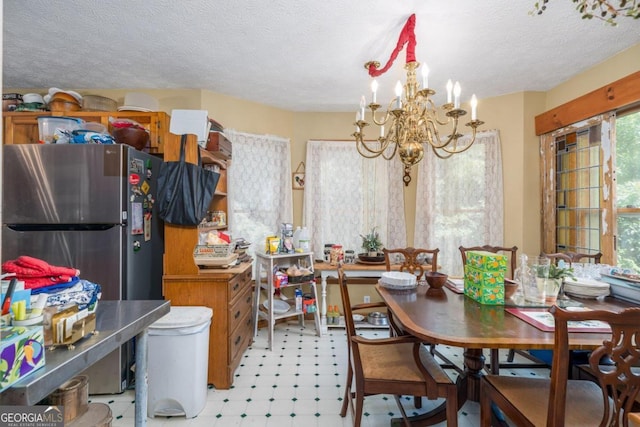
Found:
[616,111,640,271]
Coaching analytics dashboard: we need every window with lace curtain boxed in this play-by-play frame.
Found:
[414,130,505,276]
[303,140,407,258]
[225,130,293,261]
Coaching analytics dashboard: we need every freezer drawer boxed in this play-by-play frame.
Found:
[1,225,124,301]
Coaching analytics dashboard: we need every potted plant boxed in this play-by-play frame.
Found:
[540,263,576,303]
[360,227,383,256]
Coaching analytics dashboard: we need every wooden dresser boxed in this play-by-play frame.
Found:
[163,263,253,389]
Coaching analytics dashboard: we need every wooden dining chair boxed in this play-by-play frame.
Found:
[337,267,459,427]
[383,247,439,276]
[540,251,606,375]
[459,245,526,373]
[542,251,603,265]
[383,247,439,335]
[382,247,456,409]
[480,305,640,427]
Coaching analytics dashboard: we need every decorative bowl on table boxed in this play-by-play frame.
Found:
[424,271,448,294]
[504,279,519,299]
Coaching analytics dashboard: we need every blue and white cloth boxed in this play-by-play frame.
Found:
[39,280,101,312]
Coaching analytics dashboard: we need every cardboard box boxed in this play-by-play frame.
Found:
[464,250,507,305]
[0,325,46,392]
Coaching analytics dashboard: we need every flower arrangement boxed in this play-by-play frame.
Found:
[360,227,383,254]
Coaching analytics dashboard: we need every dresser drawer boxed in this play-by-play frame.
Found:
[228,283,253,333]
[229,309,253,365]
[228,266,252,303]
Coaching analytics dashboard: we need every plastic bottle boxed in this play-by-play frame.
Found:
[295,288,303,312]
[293,226,302,251]
[299,227,311,252]
[328,305,340,325]
[334,306,342,325]
[327,305,336,325]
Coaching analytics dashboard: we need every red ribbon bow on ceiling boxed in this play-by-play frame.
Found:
[366,14,417,78]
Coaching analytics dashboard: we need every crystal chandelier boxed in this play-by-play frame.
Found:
[353,14,484,185]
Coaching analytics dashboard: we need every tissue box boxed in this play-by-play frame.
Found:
[465,250,508,272]
[464,250,507,305]
[464,264,505,305]
[464,266,505,304]
[1,325,46,392]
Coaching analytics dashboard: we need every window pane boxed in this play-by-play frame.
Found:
[558,209,567,227]
[589,146,600,167]
[616,110,640,270]
[554,127,602,255]
[590,166,600,187]
[577,131,589,149]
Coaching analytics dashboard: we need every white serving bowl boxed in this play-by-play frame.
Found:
[380,271,417,287]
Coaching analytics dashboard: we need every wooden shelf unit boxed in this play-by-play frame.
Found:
[162,132,249,389]
[2,111,169,154]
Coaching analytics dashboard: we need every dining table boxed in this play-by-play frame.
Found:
[375,283,636,426]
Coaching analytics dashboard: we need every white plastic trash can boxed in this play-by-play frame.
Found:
[147,306,212,418]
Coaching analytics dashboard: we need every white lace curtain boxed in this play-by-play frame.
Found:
[414,130,504,276]
[226,129,293,259]
[303,140,407,258]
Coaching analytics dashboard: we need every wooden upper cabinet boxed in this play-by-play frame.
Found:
[162,133,231,275]
[2,111,170,154]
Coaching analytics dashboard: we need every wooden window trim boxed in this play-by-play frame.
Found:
[535,71,640,135]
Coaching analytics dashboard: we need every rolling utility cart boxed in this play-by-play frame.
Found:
[253,251,321,350]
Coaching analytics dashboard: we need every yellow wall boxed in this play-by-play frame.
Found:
[545,43,640,110]
[6,42,638,262]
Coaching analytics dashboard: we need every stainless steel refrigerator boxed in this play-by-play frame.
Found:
[2,144,164,394]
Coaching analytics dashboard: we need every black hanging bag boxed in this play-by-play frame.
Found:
[157,134,220,225]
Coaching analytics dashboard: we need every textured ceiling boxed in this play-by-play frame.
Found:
[3,0,640,112]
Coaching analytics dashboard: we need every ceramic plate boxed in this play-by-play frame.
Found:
[263,299,290,314]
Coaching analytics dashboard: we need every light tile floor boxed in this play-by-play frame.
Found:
[90,321,550,426]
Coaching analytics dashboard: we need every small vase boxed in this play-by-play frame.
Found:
[368,251,378,257]
[544,278,562,304]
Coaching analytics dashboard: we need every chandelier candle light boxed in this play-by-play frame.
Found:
[353,14,484,185]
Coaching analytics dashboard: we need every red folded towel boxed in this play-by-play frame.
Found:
[2,256,80,290]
